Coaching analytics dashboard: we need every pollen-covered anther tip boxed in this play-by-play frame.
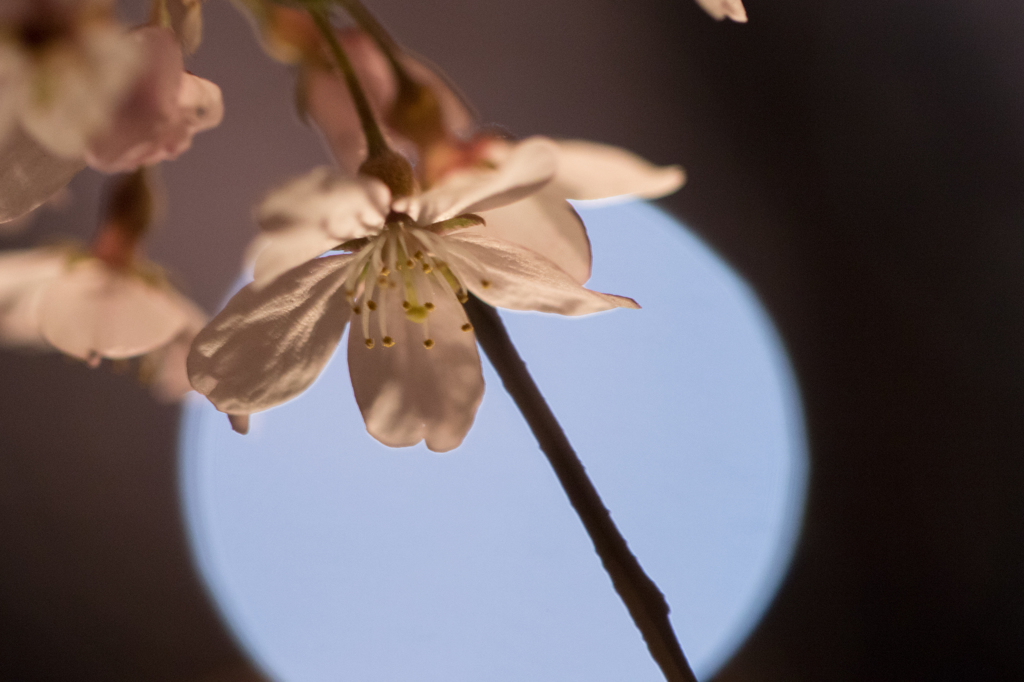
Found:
[352,304,361,314]
[364,338,375,349]
[366,300,377,311]
[424,302,434,311]
[414,251,423,260]
[405,259,415,268]
[457,292,469,303]
[380,267,390,276]
[461,323,473,332]
[382,336,395,347]
[421,263,432,274]
[423,339,435,349]
[402,300,411,310]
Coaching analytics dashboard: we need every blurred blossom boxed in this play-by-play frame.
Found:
[84,26,224,173]
[0,244,206,401]
[189,137,638,451]
[0,0,142,158]
[695,0,748,23]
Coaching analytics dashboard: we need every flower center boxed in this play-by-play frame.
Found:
[343,220,472,350]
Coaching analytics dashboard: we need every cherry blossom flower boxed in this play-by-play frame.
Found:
[188,138,639,451]
[297,26,684,284]
[0,16,223,222]
[0,244,206,400]
[695,0,748,23]
[0,0,142,159]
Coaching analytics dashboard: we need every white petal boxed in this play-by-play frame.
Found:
[348,274,483,452]
[695,0,748,22]
[440,233,639,316]
[253,169,390,286]
[476,184,592,284]
[0,247,69,346]
[38,260,191,360]
[249,225,348,289]
[552,140,686,202]
[0,126,84,223]
[411,136,559,224]
[187,254,355,414]
[257,167,389,238]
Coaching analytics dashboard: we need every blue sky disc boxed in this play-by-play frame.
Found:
[179,201,808,682]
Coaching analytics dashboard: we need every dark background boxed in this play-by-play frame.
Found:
[1,0,1023,680]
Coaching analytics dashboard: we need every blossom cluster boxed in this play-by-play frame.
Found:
[0,0,744,445]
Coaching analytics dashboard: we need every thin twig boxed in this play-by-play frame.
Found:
[464,295,700,682]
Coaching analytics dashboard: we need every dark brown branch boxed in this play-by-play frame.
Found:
[464,295,699,682]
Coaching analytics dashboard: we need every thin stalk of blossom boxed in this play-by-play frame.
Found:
[332,0,451,150]
[308,7,389,159]
[464,294,700,682]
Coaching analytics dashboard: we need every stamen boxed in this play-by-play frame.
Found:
[366,300,377,311]
[421,262,433,274]
[402,300,411,310]
[424,302,435,311]
[423,339,434,349]
[414,250,423,260]
[352,304,361,314]
[480,279,492,288]
[461,323,473,332]
[364,338,375,349]
[382,336,395,347]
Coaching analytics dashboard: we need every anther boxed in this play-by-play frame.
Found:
[421,263,432,274]
[457,291,469,303]
[480,279,492,289]
[380,267,390,276]
[366,300,377,311]
[382,336,395,347]
[364,338,375,349]
[405,258,415,268]
[352,304,361,315]
[461,323,473,332]
[423,339,435,349]
[414,251,423,260]
[424,302,435,311]
[402,300,411,310]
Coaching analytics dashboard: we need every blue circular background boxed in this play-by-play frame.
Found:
[180,202,808,682]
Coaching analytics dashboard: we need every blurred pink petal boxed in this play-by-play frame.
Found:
[695,0,748,22]
[84,27,223,173]
[38,258,191,361]
[0,0,142,158]
[0,246,70,346]
[348,272,483,452]
[0,126,83,224]
[142,292,208,402]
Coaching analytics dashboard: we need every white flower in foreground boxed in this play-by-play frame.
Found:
[189,138,638,451]
[695,0,748,22]
[0,244,206,401]
[0,0,142,158]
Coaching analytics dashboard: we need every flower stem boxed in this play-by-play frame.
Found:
[307,6,388,158]
[463,295,700,682]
